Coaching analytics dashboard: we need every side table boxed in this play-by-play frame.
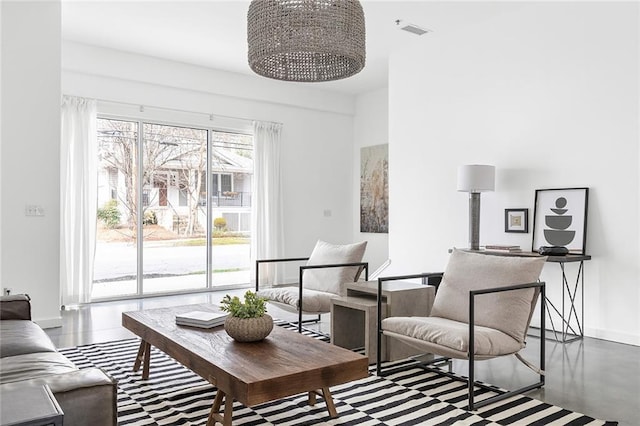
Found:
[543,254,591,342]
[331,280,435,362]
[331,296,386,364]
[0,383,63,426]
[459,249,591,343]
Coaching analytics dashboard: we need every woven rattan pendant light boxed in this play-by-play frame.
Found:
[247,0,366,82]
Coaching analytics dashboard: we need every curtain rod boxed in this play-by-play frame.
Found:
[90,97,283,127]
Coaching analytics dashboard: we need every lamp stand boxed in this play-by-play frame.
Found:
[469,192,481,250]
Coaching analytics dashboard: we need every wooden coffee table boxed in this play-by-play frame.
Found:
[122,303,368,425]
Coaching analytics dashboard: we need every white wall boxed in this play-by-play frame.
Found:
[63,42,359,280]
[389,2,639,345]
[63,42,355,117]
[0,1,3,286]
[353,87,390,273]
[1,1,62,326]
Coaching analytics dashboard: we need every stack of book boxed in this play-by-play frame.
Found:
[175,311,228,329]
[484,244,523,253]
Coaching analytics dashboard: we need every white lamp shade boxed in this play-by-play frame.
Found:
[457,165,495,192]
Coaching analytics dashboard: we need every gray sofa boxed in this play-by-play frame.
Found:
[0,295,117,425]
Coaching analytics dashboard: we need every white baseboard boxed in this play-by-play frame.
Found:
[584,327,640,347]
[34,317,63,329]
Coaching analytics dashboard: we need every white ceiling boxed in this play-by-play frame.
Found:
[62,1,514,96]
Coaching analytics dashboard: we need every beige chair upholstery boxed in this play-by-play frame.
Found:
[256,240,368,331]
[377,249,546,410]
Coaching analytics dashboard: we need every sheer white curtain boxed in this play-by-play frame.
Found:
[60,96,97,306]
[252,121,284,285]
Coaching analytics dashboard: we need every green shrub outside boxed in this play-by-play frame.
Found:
[97,199,121,228]
[143,210,158,225]
[213,217,227,231]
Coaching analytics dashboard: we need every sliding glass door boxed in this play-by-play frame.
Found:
[141,123,208,294]
[93,118,139,298]
[209,131,253,287]
[92,117,253,300]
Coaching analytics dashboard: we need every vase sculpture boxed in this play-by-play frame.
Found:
[224,314,273,343]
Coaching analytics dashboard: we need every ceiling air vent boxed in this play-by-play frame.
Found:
[396,20,430,36]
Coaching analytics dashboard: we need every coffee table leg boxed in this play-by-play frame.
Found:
[223,396,233,425]
[211,391,223,413]
[133,340,145,371]
[208,390,233,426]
[322,388,338,418]
[308,388,338,418]
[132,341,151,380]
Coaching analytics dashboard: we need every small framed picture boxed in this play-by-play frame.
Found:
[532,187,589,254]
[505,208,528,233]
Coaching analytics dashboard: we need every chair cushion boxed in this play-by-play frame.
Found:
[303,240,367,296]
[430,249,546,343]
[257,287,336,313]
[382,316,524,358]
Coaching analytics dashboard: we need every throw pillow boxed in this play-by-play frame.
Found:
[430,249,546,343]
[303,240,367,296]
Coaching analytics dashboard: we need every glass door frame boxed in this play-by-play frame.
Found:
[93,113,253,301]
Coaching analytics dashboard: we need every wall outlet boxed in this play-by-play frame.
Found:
[25,205,45,216]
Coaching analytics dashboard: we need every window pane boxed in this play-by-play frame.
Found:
[210,131,253,287]
[93,117,254,299]
[212,174,219,195]
[221,174,232,193]
[179,189,188,206]
[142,122,208,294]
[93,118,139,299]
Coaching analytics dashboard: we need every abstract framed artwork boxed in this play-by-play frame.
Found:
[360,144,388,233]
[532,187,589,254]
[505,208,528,233]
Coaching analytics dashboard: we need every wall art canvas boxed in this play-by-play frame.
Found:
[532,188,589,254]
[360,144,388,233]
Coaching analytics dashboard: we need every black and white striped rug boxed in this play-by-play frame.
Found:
[60,324,616,426]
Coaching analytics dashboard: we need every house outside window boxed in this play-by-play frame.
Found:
[211,173,233,196]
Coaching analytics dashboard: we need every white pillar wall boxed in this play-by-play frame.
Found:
[353,88,390,273]
[1,1,62,325]
[388,2,639,345]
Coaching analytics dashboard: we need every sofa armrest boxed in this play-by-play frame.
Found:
[50,368,118,426]
[1,368,118,426]
[0,294,31,320]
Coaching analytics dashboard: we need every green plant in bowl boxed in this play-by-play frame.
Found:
[220,291,273,342]
[220,291,268,318]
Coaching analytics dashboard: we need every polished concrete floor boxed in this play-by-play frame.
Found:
[45,289,639,425]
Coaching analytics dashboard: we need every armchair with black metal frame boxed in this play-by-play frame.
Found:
[375,249,546,411]
[255,240,368,333]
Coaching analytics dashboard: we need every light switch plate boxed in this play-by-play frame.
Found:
[25,205,45,216]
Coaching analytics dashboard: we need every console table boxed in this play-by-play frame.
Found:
[542,253,591,342]
[331,280,435,362]
[463,249,591,343]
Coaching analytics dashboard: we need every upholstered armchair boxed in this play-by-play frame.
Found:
[376,249,546,410]
[256,240,368,332]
